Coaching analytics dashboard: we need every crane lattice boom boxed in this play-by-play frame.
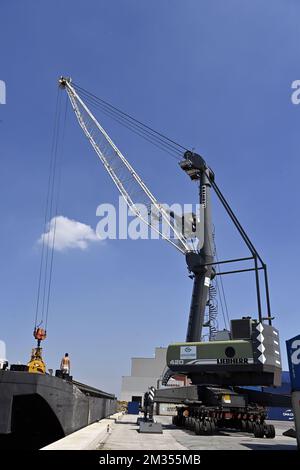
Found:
[60,77,197,254]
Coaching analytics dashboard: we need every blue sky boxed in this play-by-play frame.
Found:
[0,0,299,396]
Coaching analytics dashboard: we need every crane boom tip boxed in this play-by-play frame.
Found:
[58,76,72,88]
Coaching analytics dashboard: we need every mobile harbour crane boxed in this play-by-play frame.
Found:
[59,76,290,438]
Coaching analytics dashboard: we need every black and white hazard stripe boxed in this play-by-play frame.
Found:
[148,386,155,402]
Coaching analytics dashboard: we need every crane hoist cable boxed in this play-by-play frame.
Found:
[59,77,196,255]
[72,92,182,161]
[29,89,64,374]
[72,82,187,156]
[45,95,68,331]
[34,90,68,339]
[34,88,61,332]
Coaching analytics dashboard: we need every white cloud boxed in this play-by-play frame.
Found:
[39,216,100,252]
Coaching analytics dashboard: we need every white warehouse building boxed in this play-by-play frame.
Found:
[120,347,167,405]
[120,347,188,407]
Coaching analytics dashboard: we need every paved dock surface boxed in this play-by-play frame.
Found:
[99,414,297,451]
[98,415,185,450]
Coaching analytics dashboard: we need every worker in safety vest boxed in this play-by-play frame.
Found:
[60,353,70,375]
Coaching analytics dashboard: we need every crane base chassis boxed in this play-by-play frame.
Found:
[154,384,292,439]
[172,405,275,438]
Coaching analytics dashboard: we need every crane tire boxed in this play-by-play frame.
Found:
[264,424,276,439]
[253,423,264,438]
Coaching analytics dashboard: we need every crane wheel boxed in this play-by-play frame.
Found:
[240,419,247,432]
[197,420,206,435]
[264,424,275,439]
[189,418,196,431]
[247,421,254,433]
[194,420,201,435]
[210,420,216,434]
[253,423,265,438]
[202,420,213,435]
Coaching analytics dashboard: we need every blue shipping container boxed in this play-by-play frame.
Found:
[267,407,294,421]
[127,401,140,414]
[243,372,293,422]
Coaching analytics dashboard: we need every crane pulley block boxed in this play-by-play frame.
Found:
[180,151,215,182]
[33,327,46,342]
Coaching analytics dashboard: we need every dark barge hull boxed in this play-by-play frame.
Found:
[0,370,116,445]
